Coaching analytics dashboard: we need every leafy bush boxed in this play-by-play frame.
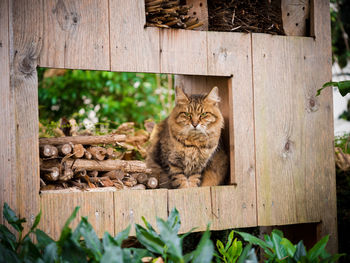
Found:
[38,69,174,129]
[0,203,344,263]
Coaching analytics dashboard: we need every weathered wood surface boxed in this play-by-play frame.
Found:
[2,0,42,232]
[168,187,212,233]
[114,189,168,235]
[281,0,310,36]
[161,29,207,75]
[211,186,256,230]
[39,0,110,70]
[110,0,160,73]
[310,0,337,253]
[39,134,126,145]
[0,0,13,225]
[40,189,115,239]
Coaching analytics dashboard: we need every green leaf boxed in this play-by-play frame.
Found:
[135,224,164,255]
[190,226,214,263]
[156,217,183,261]
[167,207,181,233]
[42,242,59,263]
[235,231,271,252]
[294,240,307,262]
[35,229,54,250]
[0,243,21,263]
[307,235,329,261]
[3,203,25,233]
[280,238,296,257]
[101,245,124,263]
[29,210,42,233]
[76,217,102,260]
[141,216,158,236]
[317,80,350,96]
[237,244,252,263]
[0,225,17,251]
[58,206,80,245]
[271,230,288,259]
[114,225,131,246]
[225,230,234,251]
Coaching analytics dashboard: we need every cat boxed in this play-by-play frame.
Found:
[146,86,228,189]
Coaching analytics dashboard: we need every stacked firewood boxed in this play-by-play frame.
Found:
[145,0,203,30]
[40,122,158,191]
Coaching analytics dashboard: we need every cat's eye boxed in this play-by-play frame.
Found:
[184,112,191,117]
[200,112,209,117]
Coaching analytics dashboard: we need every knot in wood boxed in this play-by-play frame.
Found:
[19,54,36,77]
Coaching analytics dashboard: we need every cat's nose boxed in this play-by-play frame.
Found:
[192,122,199,128]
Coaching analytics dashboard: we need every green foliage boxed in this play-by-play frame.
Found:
[236,229,345,263]
[0,203,344,263]
[38,68,174,128]
[317,80,350,97]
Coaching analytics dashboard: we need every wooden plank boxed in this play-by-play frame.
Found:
[253,34,334,228]
[7,0,42,232]
[211,186,256,230]
[39,0,110,70]
[281,0,310,36]
[186,0,208,31]
[110,0,160,73]
[0,0,15,225]
[161,29,207,75]
[40,189,115,239]
[168,187,211,233]
[310,0,337,253]
[114,189,168,235]
[207,32,251,76]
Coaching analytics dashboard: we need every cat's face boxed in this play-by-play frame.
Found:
[169,87,224,142]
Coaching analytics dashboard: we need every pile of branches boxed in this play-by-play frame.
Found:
[40,122,158,191]
[145,0,203,30]
[208,0,285,34]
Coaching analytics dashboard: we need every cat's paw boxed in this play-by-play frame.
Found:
[171,174,201,188]
[187,174,201,187]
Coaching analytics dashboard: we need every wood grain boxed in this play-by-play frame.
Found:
[211,186,256,230]
[39,0,110,70]
[110,0,160,73]
[114,189,168,235]
[8,0,42,232]
[168,187,212,233]
[252,32,335,240]
[0,0,15,224]
[281,0,310,36]
[40,189,115,239]
[207,32,251,76]
[161,29,207,75]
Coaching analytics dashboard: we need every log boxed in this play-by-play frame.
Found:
[39,134,126,145]
[41,167,60,181]
[147,177,158,189]
[84,149,93,159]
[103,170,125,180]
[57,144,72,156]
[73,144,85,158]
[87,146,106,161]
[64,159,150,173]
[60,168,74,181]
[123,176,137,187]
[40,145,58,158]
[134,173,149,184]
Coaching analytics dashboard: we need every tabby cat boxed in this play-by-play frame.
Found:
[146,86,228,189]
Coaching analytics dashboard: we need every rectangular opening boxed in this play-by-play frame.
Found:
[145,0,311,37]
[38,68,233,192]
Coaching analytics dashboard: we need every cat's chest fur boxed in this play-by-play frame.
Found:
[170,143,214,175]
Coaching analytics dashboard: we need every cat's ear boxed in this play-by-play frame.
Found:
[205,86,220,104]
[175,86,189,104]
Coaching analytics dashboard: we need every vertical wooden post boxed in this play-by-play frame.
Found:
[0,0,42,230]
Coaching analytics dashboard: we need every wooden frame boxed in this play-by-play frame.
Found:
[0,0,337,253]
